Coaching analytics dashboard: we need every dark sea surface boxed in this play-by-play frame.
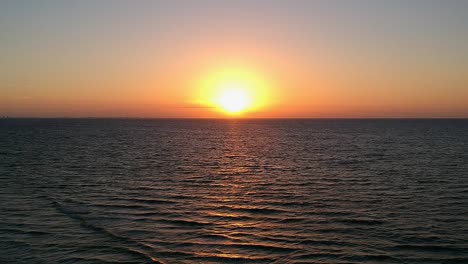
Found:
[1,119,468,264]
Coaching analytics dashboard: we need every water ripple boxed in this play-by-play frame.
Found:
[1,119,468,263]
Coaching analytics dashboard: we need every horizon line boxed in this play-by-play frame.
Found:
[1,117,468,120]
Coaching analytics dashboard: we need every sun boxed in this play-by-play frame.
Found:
[215,84,252,114]
[195,65,272,117]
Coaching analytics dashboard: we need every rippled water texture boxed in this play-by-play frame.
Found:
[1,119,467,263]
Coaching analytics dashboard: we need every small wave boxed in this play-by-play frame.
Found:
[146,249,195,259]
[125,248,164,264]
[204,211,256,221]
[192,252,274,263]
[227,232,301,245]
[338,218,385,225]
[308,210,353,216]
[298,239,358,247]
[269,200,318,208]
[340,253,401,262]
[51,200,91,216]
[106,197,177,205]
[391,244,466,254]
[314,227,355,234]
[226,242,300,253]
[63,256,141,264]
[221,205,288,215]
[93,203,152,210]
[291,252,345,261]
[0,240,46,264]
[194,233,233,241]
[155,218,212,228]
[51,200,164,263]
[277,217,307,223]
[0,227,49,236]
[169,240,301,254]
[129,198,177,205]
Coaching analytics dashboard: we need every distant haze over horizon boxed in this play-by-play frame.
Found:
[1,0,468,118]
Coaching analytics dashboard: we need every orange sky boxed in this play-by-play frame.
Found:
[1,1,467,118]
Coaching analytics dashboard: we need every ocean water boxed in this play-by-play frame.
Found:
[1,119,467,264]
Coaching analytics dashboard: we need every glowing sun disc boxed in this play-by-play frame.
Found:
[216,85,252,114]
[195,65,272,116]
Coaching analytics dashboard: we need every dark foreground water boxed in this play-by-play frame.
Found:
[1,119,467,264]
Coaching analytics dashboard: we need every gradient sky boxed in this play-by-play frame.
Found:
[1,0,467,118]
